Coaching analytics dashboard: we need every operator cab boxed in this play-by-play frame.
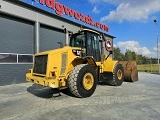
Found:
[70,29,102,61]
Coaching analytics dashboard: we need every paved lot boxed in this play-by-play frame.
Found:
[0,72,160,120]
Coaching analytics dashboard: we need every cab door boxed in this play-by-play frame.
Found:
[86,32,101,61]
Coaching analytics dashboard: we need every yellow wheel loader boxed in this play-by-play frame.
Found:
[26,29,138,98]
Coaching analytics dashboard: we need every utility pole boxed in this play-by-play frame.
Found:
[153,19,160,73]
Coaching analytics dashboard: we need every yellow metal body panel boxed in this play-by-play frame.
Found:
[26,45,118,89]
[102,57,118,72]
[26,46,83,88]
[26,73,60,88]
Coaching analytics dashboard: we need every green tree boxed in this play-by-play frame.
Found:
[125,49,132,60]
[113,47,157,65]
[113,47,125,61]
[136,54,143,64]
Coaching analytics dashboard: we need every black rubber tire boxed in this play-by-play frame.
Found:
[68,64,97,98]
[108,63,124,86]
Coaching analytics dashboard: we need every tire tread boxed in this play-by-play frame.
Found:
[68,64,87,97]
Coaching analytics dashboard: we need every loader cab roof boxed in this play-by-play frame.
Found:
[78,29,100,35]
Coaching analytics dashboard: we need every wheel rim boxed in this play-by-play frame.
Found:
[83,73,94,90]
[117,69,122,80]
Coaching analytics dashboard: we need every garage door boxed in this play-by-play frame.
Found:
[40,24,65,52]
[0,14,34,86]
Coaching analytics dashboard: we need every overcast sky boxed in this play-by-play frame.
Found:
[23,0,160,58]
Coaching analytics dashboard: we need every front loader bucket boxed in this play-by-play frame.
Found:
[119,61,138,82]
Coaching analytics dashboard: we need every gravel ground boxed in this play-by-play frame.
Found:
[0,72,160,120]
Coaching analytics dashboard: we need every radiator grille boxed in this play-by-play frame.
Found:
[33,55,48,74]
[60,52,67,74]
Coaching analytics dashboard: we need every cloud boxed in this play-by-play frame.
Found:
[89,0,160,23]
[153,43,160,52]
[113,43,117,48]
[92,6,100,14]
[115,40,156,57]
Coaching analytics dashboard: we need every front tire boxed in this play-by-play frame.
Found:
[108,63,124,86]
[68,64,97,98]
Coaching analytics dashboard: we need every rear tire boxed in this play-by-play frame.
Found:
[108,63,124,86]
[68,64,97,98]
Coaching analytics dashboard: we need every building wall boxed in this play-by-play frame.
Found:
[0,0,114,86]
[0,0,81,86]
[39,24,65,52]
